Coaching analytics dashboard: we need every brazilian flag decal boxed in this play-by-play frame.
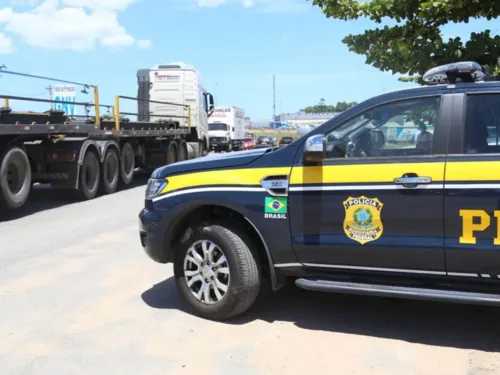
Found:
[265,197,287,214]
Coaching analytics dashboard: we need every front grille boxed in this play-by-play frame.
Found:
[210,137,227,142]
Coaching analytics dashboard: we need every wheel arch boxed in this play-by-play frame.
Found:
[101,141,120,160]
[77,140,102,165]
[164,202,282,290]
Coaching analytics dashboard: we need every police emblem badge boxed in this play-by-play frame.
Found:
[343,196,384,245]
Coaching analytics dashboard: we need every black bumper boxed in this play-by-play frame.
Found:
[139,208,170,263]
[209,143,231,151]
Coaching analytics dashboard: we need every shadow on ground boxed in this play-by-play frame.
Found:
[0,172,149,222]
[142,276,500,352]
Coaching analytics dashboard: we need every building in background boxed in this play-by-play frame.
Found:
[248,110,340,130]
[277,110,339,128]
[248,119,271,128]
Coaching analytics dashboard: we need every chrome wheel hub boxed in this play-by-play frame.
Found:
[183,239,230,305]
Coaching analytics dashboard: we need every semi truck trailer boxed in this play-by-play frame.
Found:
[0,63,214,212]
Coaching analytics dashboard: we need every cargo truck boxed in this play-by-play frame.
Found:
[0,63,214,212]
[208,106,246,152]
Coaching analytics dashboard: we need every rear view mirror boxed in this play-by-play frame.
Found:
[303,134,326,163]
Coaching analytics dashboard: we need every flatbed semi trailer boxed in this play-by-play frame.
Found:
[0,66,214,212]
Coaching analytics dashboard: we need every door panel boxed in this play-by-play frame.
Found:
[444,158,500,276]
[444,92,500,278]
[288,94,449,275]
[288,160,446,272]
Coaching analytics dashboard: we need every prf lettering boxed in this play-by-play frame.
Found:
[459,209,500,244]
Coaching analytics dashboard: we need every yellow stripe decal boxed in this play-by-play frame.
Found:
[160,167,291,194]
[159,159,500,195]
[445,160,500,181]
[290,162,446,185]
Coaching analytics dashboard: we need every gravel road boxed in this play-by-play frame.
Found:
[1,179,500,375]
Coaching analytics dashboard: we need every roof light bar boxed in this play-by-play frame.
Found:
[423,61,485,84]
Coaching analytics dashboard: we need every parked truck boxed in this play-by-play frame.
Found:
[0,63,214,212]
[208,106,246,152]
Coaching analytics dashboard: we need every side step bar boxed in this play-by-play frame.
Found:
[295,278,500,306]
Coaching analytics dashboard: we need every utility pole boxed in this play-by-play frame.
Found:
[272,74,276,126]
[46,84,53,109]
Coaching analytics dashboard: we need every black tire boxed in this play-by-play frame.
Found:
[163,141,178,165]
[177,139,188,162]
[100,148,119,194]
[0,146,31,210]
[77,151,100,200]
[120,142,135,185]
[173,223,261,321]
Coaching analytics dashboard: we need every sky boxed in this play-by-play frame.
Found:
[0,0,497,120]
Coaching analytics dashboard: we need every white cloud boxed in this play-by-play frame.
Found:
[196,0,227,7]
[193,0,305,12]
[0,0,153,52]
[0,32,15,54]
[136,39,152,49]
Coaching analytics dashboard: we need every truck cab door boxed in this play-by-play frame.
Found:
[287,94,451,277]
[444,92,500,279]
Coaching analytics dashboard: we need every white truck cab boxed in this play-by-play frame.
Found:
[137,63,214,154]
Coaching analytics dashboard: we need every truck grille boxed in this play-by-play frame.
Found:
[210,137,227,142]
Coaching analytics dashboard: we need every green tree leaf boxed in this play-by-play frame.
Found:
[311,0,500,81]
[304,100,358,113]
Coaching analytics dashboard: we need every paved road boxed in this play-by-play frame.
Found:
[1,181,500,375]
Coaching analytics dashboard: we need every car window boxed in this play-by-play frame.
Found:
[464,94,500,154]
[323,96,441,159]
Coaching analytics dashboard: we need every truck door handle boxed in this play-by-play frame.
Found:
[393,176,432,185]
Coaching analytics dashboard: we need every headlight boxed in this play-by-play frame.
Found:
[145,178,168,199]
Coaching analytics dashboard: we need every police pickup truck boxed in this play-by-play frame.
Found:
[139,62,500,320]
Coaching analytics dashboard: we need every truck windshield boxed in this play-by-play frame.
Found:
[209,123,229,131]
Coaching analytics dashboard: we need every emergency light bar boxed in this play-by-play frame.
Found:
[423,61,485,84]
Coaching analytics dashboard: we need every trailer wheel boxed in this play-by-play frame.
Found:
[120,142,135,185]
[164,141,178,165]
[177,139,188,162]
[0,146,31,210]
[78,151,100,200]
[100,148,119,194]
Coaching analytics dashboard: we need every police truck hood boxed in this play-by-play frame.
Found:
[151,148,270,178]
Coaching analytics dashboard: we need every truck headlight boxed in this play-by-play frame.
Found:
[145,178,168,199]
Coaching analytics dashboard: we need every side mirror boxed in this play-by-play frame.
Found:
[205,93,215,116]
[303,134,326,164]
[370,130,385,149]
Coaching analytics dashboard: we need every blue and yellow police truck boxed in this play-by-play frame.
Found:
[139,62,500,320]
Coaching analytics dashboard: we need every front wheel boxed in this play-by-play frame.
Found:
[173,223,261,320]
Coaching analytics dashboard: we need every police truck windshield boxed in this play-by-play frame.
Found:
[209,123,229,131]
